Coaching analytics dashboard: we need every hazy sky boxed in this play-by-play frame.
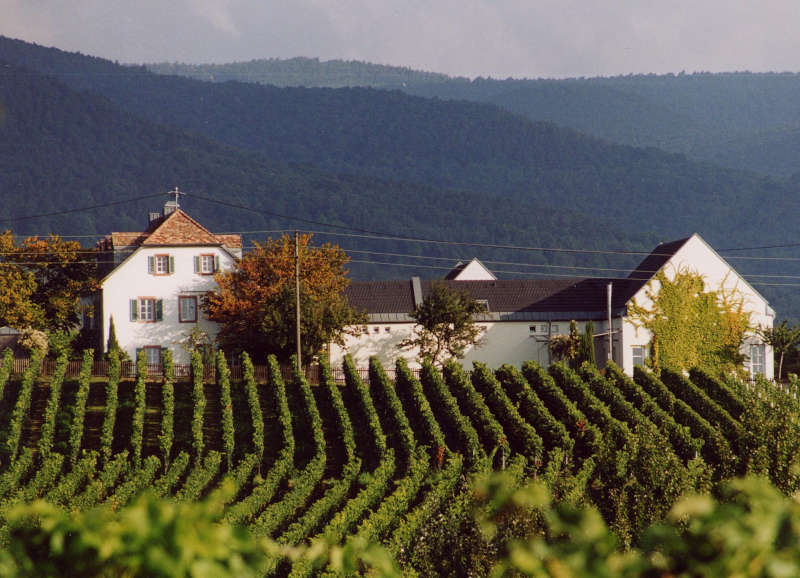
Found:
[3,0,800,78]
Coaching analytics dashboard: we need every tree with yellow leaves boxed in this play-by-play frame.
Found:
[204,233,364,362]
[0,231,96,332]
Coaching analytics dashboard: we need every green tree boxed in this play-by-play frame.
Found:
[756,320,800,381]
[399,282,484,366]
[204,233,364,363]
[579,320,597,368]
[629,268,751,378]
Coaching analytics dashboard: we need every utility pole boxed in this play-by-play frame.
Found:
[295,230,302,368]
[607,282,613,364]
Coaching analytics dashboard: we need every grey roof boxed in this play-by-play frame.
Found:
[345,238,696,321]
[345,277,646,321]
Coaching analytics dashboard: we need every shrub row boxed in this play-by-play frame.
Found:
[224,357,294,527]
[352,448,430,545]
[395,358,446,467]
[12,451,65,503]
[368,357,416,463]
[343,355,387,460]
[130,349,147,469]
[442,361,509,457]
[661,368,749,458]
[635,367,734,477]
[216,350,235,472]
[38,353,68,458]
[207,452,259,507]
[0,348,13,401]
[252,358,327,537]
[175,450,222,502]
[5,348,43,461]
[190,350,205,462]
[242,352,264,463]
[279,458,362,546]
[319,448,397,544]
[152,451,190,498]
[106,454,161,511]
[548,363,628,453]
[71,450,130,510]
[604,362,702,463]
[688,367,746,419]
[391,452,464,558]
[100,350,120,464]
[496,364,573,457]
[45,451,98,506]
[69,349,95,466]
[319,356,356,465]
[0,449,34,499]
[420,361,482,466]
[471,362,543,466]
[159,349,175,468]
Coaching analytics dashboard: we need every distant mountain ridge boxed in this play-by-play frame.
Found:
[146,56,800,178]
[1,35,800,319]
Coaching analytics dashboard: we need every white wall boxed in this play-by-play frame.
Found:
[100,245,236,364]
[330,319,590,371]
[622,234,775,378]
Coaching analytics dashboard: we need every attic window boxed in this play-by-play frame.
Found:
[475,299,489,312]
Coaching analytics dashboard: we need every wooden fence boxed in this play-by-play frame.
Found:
[9,357,411,385]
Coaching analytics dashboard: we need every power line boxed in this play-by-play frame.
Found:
[0,192,167,224]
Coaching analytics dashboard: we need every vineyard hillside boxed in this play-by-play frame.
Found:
[0,347,797,575]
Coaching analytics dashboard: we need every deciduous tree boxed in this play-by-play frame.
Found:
[204,233,364,362]
[756,320,800,381]
[0,231,96,332]
[399,282,484,366]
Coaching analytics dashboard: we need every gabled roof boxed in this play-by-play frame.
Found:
[444,258,497,281]
[97,209,242,250]
[628,237,691,281]
[345,235,722,322]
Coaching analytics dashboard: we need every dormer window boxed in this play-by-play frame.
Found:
[475,299,489,312]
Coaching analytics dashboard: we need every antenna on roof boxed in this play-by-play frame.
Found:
[164,186,184,215]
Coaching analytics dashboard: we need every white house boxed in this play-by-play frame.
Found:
[330,234,775,378]
[89,201,241,365]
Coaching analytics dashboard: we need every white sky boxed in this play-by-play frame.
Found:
[3,0,800,78]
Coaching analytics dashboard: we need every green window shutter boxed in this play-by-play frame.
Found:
[147,256,154,274]
[214,255,220,272]
[194,256,200,273]
[130,299,138,321]
[169,256,175,274]
[155,299,163,322]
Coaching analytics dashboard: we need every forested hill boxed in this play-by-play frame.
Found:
[0,61,653,278]
[149,57,456,89]
[146,55,800,178]
[2,35,800,317]
[0,36,792,251]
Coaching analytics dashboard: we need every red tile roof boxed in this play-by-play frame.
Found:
[97,210,241,250]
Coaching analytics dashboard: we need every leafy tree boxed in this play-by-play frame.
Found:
[399,282,484,366]
[629,268,751,378]
[204,233,364,363]
[0,231,96,332]
[756,320,800,381]
[548,320,585,368]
